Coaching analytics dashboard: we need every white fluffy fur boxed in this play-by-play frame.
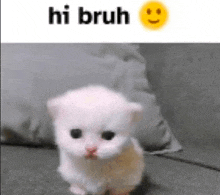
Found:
[47,85,145,195]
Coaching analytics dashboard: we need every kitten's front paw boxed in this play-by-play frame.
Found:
[69,184,86,195]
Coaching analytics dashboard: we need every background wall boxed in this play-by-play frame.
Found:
[140,44,220,149]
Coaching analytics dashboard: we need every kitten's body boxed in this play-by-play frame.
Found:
[47,86,145,195]
[59,138,144,195]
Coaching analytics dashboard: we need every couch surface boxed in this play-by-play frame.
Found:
[1,145,220,195]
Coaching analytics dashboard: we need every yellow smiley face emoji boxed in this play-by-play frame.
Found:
[139,1,168,30]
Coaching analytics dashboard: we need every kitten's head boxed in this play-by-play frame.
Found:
[47,86,143,160]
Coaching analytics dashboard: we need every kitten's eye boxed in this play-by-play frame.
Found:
[101,131,115,141]
[70,129,82,139]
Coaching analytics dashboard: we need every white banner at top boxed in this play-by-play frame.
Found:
[2,0,220,42]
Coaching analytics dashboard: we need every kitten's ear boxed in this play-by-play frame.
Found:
[129,103,143,123]
[47,97,62,120]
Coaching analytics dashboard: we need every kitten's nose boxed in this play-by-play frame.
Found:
[86,146,97,154]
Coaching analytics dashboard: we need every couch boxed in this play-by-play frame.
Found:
[1,44,220,195]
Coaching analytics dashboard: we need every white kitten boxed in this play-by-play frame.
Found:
[47,85,145,195]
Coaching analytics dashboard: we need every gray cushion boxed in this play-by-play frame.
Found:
[1,44,181,153]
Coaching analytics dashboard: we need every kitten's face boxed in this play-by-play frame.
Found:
[54,107,133,160]
[47,86,143,160]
